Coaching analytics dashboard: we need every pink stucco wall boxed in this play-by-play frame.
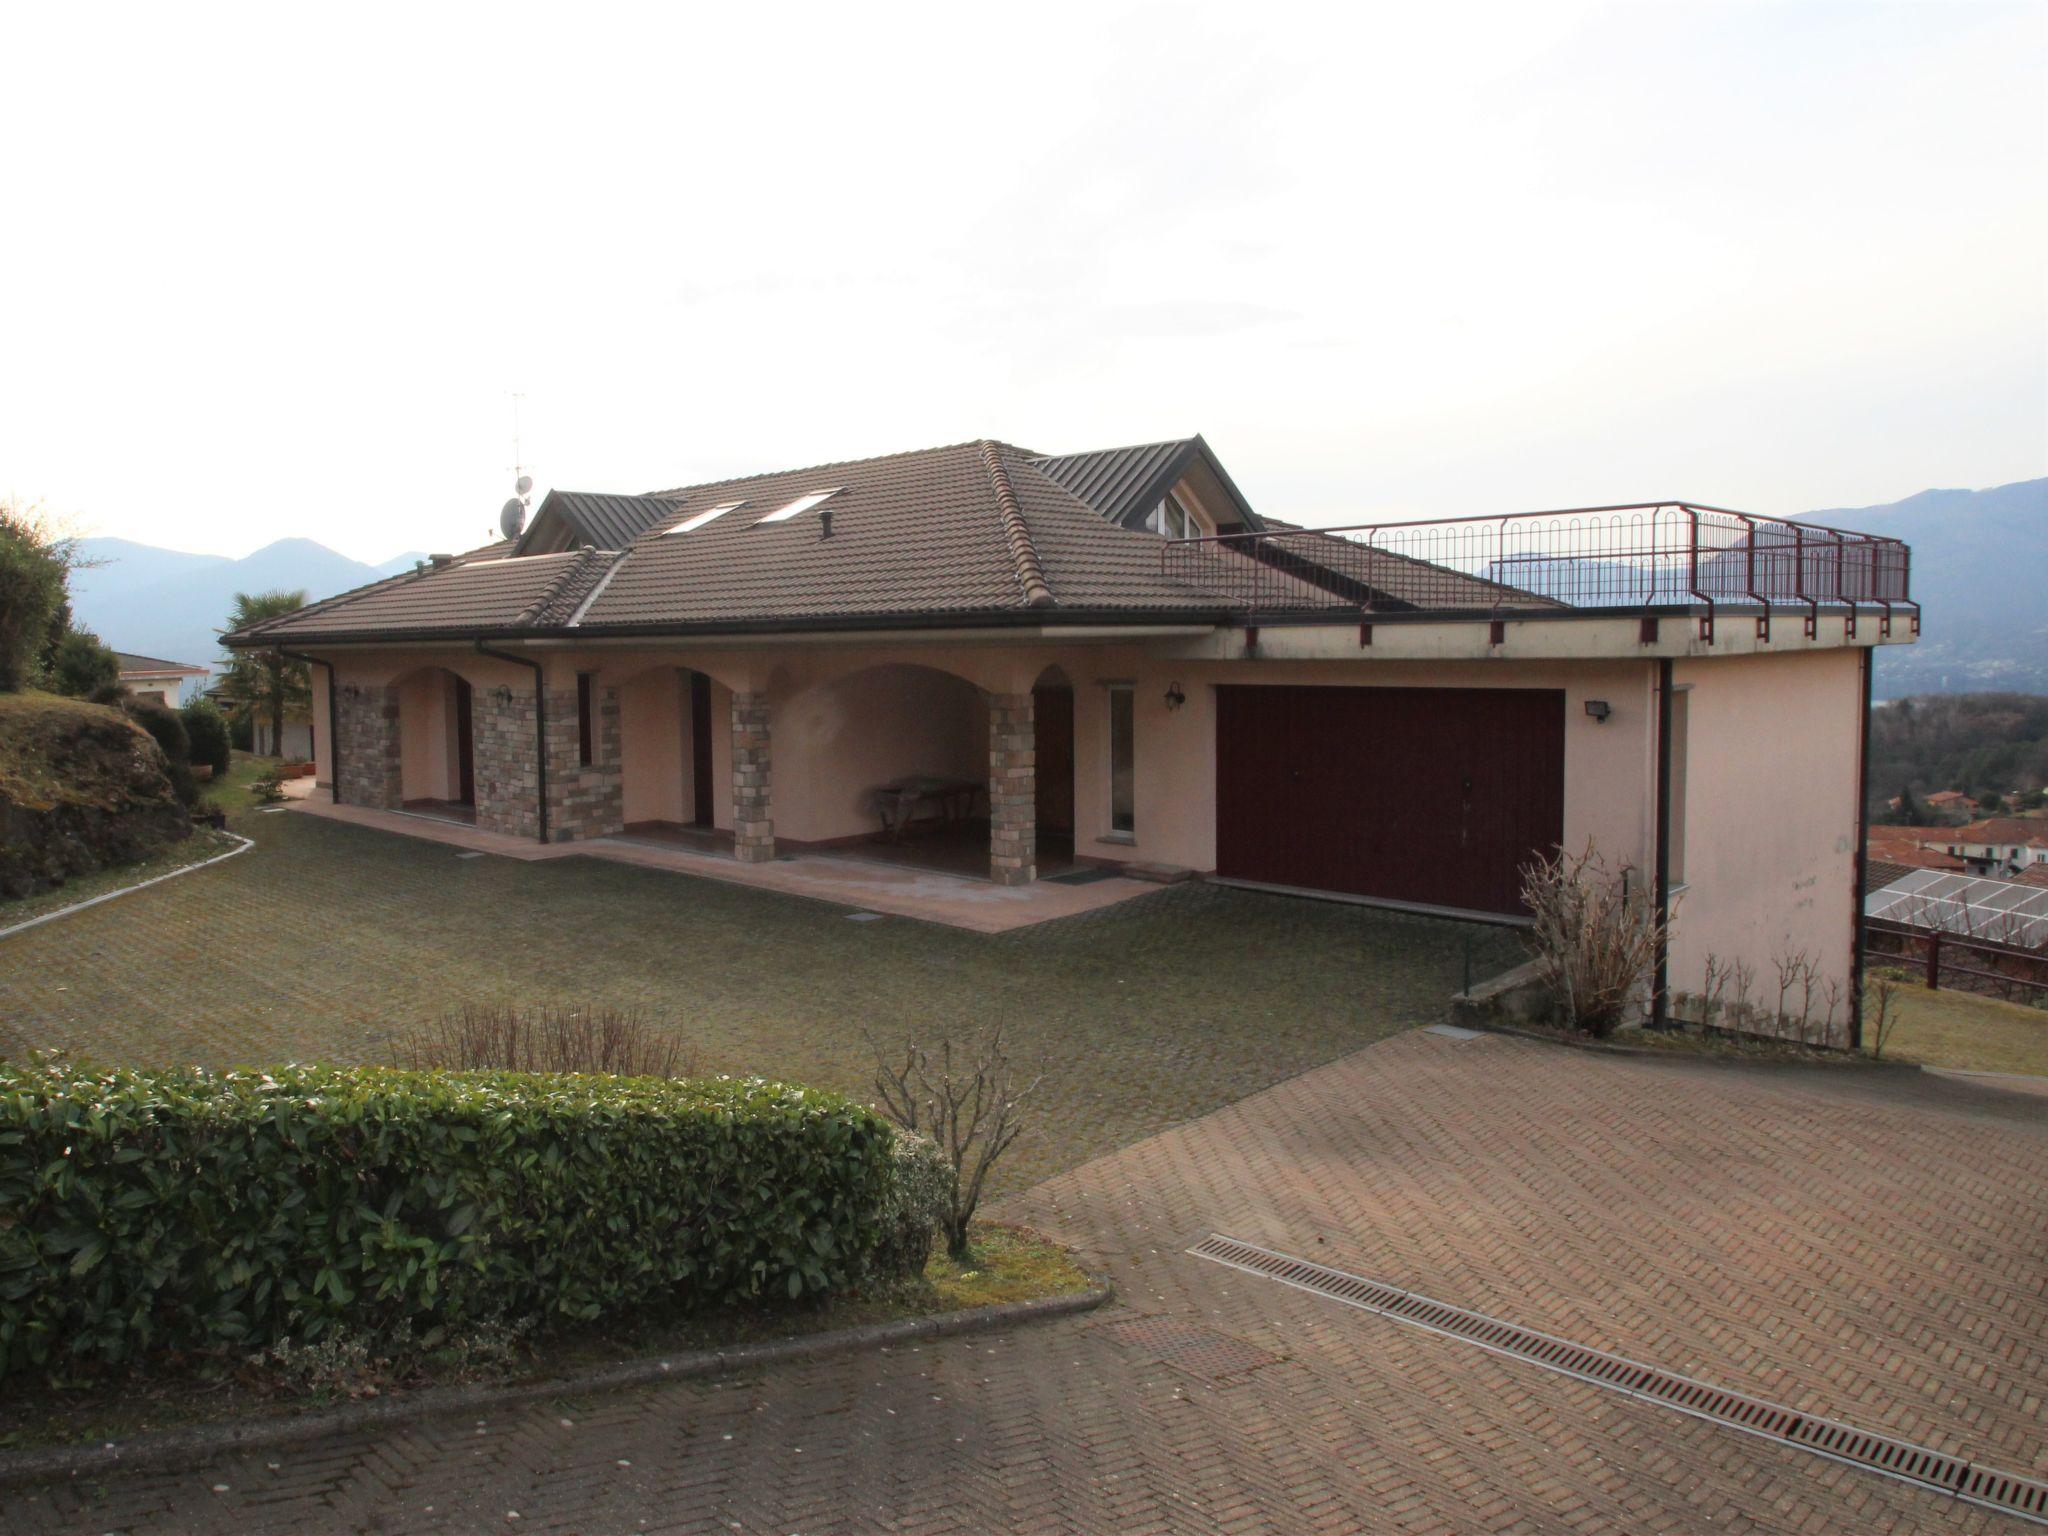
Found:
[310,666,333,788]
[772,665,988,843]
[396,669,463,802]
[619,668,688,825]
[1667,647,1863,997]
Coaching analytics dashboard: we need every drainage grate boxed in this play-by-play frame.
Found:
[1187,1234,2048,1527]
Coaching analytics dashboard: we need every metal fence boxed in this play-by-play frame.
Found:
[1865,917,2048,1005]
[1162,502,1915,631]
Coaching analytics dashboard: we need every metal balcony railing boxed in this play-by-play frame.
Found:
[1162,502,1917,638]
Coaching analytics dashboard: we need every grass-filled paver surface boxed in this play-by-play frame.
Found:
[0,806,1522,1193]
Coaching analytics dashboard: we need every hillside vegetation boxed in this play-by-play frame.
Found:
[1868,692,2048,815]
[0,691,189,899]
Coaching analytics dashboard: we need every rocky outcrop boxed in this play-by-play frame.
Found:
[0,693,191,901]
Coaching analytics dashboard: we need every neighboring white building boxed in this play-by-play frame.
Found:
[1937,818,2048,878]
[115,652,208,708]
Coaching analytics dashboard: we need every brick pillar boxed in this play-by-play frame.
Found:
[989,691,1035,886]
[335,682,401,809]
[731,690,773,863]
[542,682,624,844]
[472,685,542,840]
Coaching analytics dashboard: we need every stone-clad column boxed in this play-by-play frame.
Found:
[731,691,774,863]
[335,681,401,809]
[988,692,1035,886]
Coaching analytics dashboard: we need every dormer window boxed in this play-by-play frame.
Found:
[1145,493,1199,540]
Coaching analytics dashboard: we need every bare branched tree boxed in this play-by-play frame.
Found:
[1867,974,1906,1060]
[1520,842,1672,1037]
[866,1024,1042,1262]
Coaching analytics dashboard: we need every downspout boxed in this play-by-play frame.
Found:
[277,649,338,805]
[1848,645,1874,1050]
[474,641,549,843]
[1651,657,1673,1028]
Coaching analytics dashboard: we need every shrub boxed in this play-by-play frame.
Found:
[180,697,232,776]
[869,1130,950,1281]
[1520,841,1671,1037]
[0,1059,897,1378]
[393,1004,693,1078]
[867,1024,1041,1262]
[48,628,120,699]
[124,697,189,764]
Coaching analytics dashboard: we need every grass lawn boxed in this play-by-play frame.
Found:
[0,801,1523,1195]
[1871,981,2048,1078]
[206,749,288,812]
[0,1222,1092,1453]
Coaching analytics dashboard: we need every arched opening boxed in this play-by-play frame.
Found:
[777,663,1022,878]
[614,665,730,851]
[394,666,475,823]
[1032,664,1076,869]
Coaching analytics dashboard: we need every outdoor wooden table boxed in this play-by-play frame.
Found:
[871,776,981,835]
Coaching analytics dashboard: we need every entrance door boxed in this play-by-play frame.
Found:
[454,678,475,805]
[689,672,715,827]
[1033,685,1075,835]
[1215,685,1565,916]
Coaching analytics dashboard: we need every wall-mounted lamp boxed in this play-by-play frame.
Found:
[492,685,514,706]
[1164,681,1186,711]
[1584,699,1612,723]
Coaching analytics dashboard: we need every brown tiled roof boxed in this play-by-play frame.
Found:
[1865,826,1967,871]
[238,550,609,639]
[115,652,209,675]
[223,437,1509,645]
[1949,818,2048,847]
[1864,859,1916,896]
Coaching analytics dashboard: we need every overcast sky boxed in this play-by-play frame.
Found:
[4,0,2043,562]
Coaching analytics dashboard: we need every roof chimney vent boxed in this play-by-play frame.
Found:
[819,508,834,539]
[429,552,455,568]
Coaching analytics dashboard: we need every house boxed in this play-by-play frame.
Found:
[1939,818,2048,878]
[251,706,315,760]
[116,652,208,709]
[225,435,1919,1024]
[1923,790,1978,817]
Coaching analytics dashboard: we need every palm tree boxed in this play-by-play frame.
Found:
[218,590,310,756]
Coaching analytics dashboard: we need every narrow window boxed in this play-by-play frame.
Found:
[577,673,595,767]
[1108,684,1135,836]
[1667,687,1690,886]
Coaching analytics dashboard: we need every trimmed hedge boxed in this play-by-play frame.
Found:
[0,1061,897,1377]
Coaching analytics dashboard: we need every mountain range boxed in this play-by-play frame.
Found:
[67,538,425,690]
[1797,477,2047,699]
[63,477,2045,701]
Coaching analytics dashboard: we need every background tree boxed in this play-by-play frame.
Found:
[0,500,76,691]
[217,590,309,757]
[48,627,120,699]
[180,697,232,776]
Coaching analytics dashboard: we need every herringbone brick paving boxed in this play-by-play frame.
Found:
[12,1030,2042,1533]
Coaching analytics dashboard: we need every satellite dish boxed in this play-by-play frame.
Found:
[499,497,527,540]
[516,474,533,496]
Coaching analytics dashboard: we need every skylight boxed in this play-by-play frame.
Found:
[666,501,747,534]
[756,488,842,525]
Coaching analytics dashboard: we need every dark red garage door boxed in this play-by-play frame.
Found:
[1215,685,1565,917]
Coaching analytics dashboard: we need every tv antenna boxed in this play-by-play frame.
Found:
[499,392,534,540]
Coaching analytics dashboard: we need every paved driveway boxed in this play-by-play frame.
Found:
[13,1033,2046,1534]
